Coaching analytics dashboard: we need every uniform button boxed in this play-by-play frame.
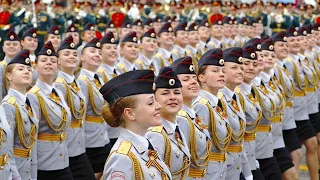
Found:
[60,154,63,157]
[220,174,223,178]
[175,150,180,157]
[148,170,155,179]
[26,169,29,173]
[199,134,203,139]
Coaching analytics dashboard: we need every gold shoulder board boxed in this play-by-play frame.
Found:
[286,56,294,62]
[150,126,163,133]
[55,77,65,83]
[234,86,241,94]
[217,92,224,99]
[6,96,16,105]
[97,67,105,74]
[118,62,125,69]
[116,140,132,155]
[177,110,187,117]
[155,53,162,59]
[28,86,40,94]
[135,59,143,65]
[78,75,88,81]
[199,97,208,104]
[0,61,6,66]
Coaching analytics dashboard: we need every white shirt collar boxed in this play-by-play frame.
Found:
[275,59,284,67]
[239,83,251,95]
[253,76,261,86]
[199,89,218,106]
[101,63,115,74]
[270,69,275,76]
[298,53,305,60]
[260,71,271,82]
[82,68,96,79]
[126,129,149,151]
[173,45,186,53]
[181,104,196,119]
[166,119,178,132]
[186,45,197,54]
[221,86,234,99]
[290,53,299,61]
[199,41,206,48]
[10,88,26,103]
[60,71,75,83]
[29,54,36,62]
[43,81,53,93]
[3,56,11,64]
[138,54,152,66]
[120,57,136,70]
[159,48,171,59]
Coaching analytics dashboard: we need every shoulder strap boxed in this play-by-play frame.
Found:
[28,86,40,94]
[6,96,16,105]
[116,140,132,155]
[150,126,163,133]
[55,77,65,84]
[78,75,88,81]
[177,110,188,118]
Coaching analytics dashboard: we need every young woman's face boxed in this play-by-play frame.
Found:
[306,34,316,47]
[132,94,162,129]
[21,37,38,53]
[36,55,58,77]
[46,34,61,50]
[158,32,175,47]
[81,47,102,69]
[274,41,289,60]
[7,64,32,87]
[2,40,21,58]
[198,26,210,41]
[175,30,188,46]
[298,35,309,50]
[243,59,258,82]
[177,74,199,99]
[224,62,244,85]
[58,49,78,70]
[223,24,232,37]
[141,37,157,53]
[82,30,96,42]
[101,44,118,65]
[256,51,264,71]
[153,22,162,34]
[120,42,139,61]
[105,28,119,40]
[155,88,183,115]
[199,65,226,89]
[261,50,276,70]
[65,32,80,46]
[188,31,200,45]
[211,25,224,38]
[132,26,143,39]
[287,36,300,54]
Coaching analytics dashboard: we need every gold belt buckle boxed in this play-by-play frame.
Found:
[60,133,65,141]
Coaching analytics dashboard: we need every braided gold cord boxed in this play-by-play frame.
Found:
[86,79,102,115]
[64,82,86,121]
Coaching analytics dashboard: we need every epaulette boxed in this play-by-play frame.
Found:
[286,56,294,62]
[116,140,132,155]
[177,110,188,117]
[0,61,6,66]
[78,75,88,81]
[199,97,208,104]
[186,49,192,56]
[28,86,40,94]
[6,96,16,105]
[217,92,224,99]
[171,49,178,55]
[234,86,241,94]
[135,59,143,65]
[96,67,105,74]
[118,62,126,71]
[55,77,65,84]
[150,126,163,133]
[155,53,162,59]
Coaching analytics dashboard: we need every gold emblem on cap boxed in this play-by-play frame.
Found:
[96,42,101,48]
[151,33,155,38]
[32,33,37,38]
[152,83,156,91]
[111,38,115,43]
[303,31,307,35]
[70,42,75,48]
[318,27,320,31]
[258,20,262,23]
[150,23,153,26]
[138,22,141,26]
[71,27,75,32]
[257,44,261,50]
[238,57,243,63]
[133,37,137,42]
[250,53,255,58]
[185,27,189,31]
[157,19,161,22]
[25,58,30,64]
[194,25,198,30]
[219,59,224,65]
[110,24,115,28]
[90,26,94,31]
[169,79,175,86]
[189,65,194,72]
[229,20,232,24]
[311,30,315,33]
[293,31,298,36]
[244,22,248,25]
[234,21,238,25]
[283,36,287,41]
[205,22,209,27]
[269,45,274,50]
[168,27,173,32]
[47,49,52,55]
[218,21,222,25]
[54,30,59,35]
[10,35,14,40]
[126,24,131,28]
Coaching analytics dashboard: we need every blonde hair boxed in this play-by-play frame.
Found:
[101,96,137,127]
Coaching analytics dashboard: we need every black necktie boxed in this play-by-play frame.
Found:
[175,126,184,148]
[147,139,154,150]
[232,94,237,101]
[25,98,34,117]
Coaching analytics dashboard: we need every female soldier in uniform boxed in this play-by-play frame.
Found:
[65,24,80,48]
[96,32,119,146]
[193,49,232,179]
[27,42,73,180]
[45,26,62,52]
[219,47,251,180]
[77,38,110,179]
[171,56,212,179]
[147,67,191,179]
[260,38,297,180]
[236,42,264,179]
[1,49,37,180]
[100,70,172,180]
[53,36,95,180]
[272,32,301,179]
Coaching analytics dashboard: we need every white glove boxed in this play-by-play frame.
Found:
[245,175,253,180]
[255,160,260,169]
